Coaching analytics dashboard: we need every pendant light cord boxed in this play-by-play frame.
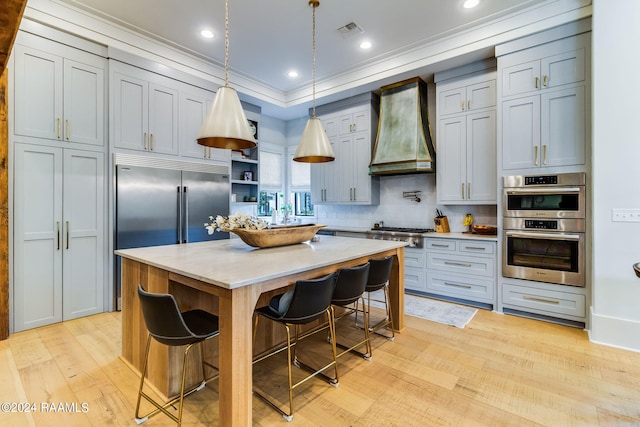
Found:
[310,0,319,118]
[224,0,230,87]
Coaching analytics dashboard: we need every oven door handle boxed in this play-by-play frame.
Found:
[505,187,582,194]
[505,231,582,241]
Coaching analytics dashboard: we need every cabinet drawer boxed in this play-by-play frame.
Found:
[427,252,494,277]
[404,247,426,269]
[404,267,426,292]
[425,238,456,251]
[502,283,585,318]
[458,241,495,255]
[426,271,494,301]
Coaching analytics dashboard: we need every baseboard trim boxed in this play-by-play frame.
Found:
[589,306,640,353]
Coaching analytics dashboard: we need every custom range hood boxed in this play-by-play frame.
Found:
[369,77,436,175]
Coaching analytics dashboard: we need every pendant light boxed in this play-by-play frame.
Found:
[197,0,256,150]
[293,0,335,163]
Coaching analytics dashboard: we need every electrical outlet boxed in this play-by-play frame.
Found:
[612,209,640,222]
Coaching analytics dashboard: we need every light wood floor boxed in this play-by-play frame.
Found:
[1,304,640,426]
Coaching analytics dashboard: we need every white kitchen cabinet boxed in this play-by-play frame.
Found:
[311,98,379,205]
[502,282,586,322]
[13,143,105,332]
[424,237,496,306]
[404,247,427,293]
[112,63,179,155]
[179,87,230,163]
[436,69,497,204]
[498,33,589,171]
[13,43,105,147]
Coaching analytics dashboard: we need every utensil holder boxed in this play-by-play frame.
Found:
[434,216,450,233]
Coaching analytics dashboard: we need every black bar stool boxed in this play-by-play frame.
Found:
[252,272,338,422]
[135,285,219,426]
[356,256,395,341]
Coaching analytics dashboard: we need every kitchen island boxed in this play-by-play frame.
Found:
[115,235,406,427]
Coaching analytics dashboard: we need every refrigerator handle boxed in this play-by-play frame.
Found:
[184,186,189,243]
[177,186,183,244]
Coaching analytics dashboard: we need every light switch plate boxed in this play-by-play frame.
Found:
[612,209,640,222]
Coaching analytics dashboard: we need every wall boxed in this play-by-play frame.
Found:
[589,0,640,351]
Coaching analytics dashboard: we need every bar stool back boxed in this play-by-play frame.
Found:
[360,256,395,341]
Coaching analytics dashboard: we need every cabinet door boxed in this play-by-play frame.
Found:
[14,45,63,140]
[352,132,373,203]
[501,59,540,97]
[467,80,496,110]
[439,86,466,116]
[541,86,586,167]
[437,116,466,202]
[336,135,353,203]
[541,48,586,89]
[310,163,325,204]
[63,58,105,146]
[351,108,369,133]
[179,89,229,162]
[113,72,148,151]
[502,95,540,170]
[62,150,104,320]
[467,110,496,202]
[13,144,63,332]
[148,82,179,155]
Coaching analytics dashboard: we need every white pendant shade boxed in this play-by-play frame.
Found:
[293,117,335,163]
[197,86,256,150]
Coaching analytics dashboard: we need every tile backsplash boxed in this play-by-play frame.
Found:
[315,174,497,232]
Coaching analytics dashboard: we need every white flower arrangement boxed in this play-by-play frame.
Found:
[205,213,268,235]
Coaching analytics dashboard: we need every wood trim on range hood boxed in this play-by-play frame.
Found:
[369,77,436,175]
[0,0,28,73]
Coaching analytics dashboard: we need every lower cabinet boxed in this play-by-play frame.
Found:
[13,143,105,332]
[501,281,586,324]
[404,247,427,292]
[423,237,496,306]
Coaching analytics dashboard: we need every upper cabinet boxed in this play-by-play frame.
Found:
[111,62,179,155]
[13,41,105,148]
[311,94,380,205]
[436,68,497,204]
[498,33,590,171]
[179,86,230,163]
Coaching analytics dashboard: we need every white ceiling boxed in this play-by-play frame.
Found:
[56,0,570,118]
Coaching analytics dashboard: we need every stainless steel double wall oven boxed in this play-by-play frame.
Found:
[502,173,586,287]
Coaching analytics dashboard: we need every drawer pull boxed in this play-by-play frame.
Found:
[444,282,472,289]
[464,246,485,250]
[432,244,449,248]
[523,295,560,305]
[444,261,472,267]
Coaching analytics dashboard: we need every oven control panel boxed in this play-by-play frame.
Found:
[524,219,558,229]
[524,175,558,185]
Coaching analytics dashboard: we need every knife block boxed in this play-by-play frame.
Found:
[434,216,450,233]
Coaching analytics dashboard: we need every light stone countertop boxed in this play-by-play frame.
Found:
[324,226,498,242]
[115,236,407,289]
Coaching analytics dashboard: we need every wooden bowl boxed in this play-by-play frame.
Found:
[230,224,327,248]
[472,225,498,235]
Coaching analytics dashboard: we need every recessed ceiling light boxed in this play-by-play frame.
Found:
[201,29,214,39]
[360,41,372,50]
[463,0,480,8]
[287,70,299,78]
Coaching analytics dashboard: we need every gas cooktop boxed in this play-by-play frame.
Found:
[371,227,435,234]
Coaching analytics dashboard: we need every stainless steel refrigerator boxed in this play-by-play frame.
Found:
[115,164,230,309]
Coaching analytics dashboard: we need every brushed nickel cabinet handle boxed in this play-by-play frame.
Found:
[203,146,207,158]
[56,221,60,250]
[523,295,560,305]
[534,145,539,166]
[464,246,485,251]
[535,76,539,89]
[65,120,70,140]
[543,144,547,165]
[432,244,449,248]
[445,261,472,267]
[467,182,471,199]
[444,282,472,289]
[150,134,154,151]
[543,74,548,87]
[144,132,148,150]
[57,118,61,139]
[461,101,465,111]
[467,99,471,110]
[66,221,70,250]
[353,187,356,201]
[461,183,465,199]
[208,148,211,159]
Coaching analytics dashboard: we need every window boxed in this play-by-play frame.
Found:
[293,192,314,216]
[258,191,283,217]
[259,149,284,217]
[289,152,314,217]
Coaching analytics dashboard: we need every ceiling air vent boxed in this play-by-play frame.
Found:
[337,21,363,38]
